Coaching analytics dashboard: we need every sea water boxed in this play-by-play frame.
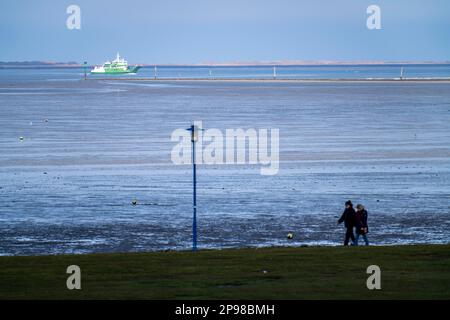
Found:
[0,67,449,255]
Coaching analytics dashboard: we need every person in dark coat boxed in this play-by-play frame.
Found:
[355,204,369,246]
[338,200,356,246]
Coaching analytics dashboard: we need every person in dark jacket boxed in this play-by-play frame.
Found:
[338,200,356,246]
[355,204,369,246]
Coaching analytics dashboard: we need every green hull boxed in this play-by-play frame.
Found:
[91,66,141,74]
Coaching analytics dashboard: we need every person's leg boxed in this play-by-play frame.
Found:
[355,233,360,246]
[349,228,356,245]
[344,229,351,245]
[363,234,369,246]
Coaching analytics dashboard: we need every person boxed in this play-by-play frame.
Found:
[338,200,356,246]
[355,204,369,246]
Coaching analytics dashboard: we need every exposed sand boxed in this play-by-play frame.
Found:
[0,78,449,255]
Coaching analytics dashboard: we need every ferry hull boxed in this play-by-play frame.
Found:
[91,66,141,74]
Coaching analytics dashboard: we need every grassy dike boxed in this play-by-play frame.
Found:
[0,245,449,299]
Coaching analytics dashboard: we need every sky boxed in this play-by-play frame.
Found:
[1,0,449,64]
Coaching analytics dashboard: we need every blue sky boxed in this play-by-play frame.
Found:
[1,0,449,64]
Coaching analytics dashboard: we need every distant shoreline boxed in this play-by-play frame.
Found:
[2,62,450,69]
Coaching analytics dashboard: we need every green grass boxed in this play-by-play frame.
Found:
[0,245,449,299]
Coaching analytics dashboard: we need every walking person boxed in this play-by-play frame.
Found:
[355,204,369,246]
[338,200,356,246]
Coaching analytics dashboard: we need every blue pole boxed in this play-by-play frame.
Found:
[192,126,197,252]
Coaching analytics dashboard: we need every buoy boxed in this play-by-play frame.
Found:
[19,136,24,142]
[287,232,294,240]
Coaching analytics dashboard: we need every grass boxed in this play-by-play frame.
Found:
[0,245,449,299]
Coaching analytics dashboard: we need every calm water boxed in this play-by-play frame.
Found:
[1,64,450,82]
[0,67,449,255]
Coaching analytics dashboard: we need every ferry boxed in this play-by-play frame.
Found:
[91,53,140,74]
